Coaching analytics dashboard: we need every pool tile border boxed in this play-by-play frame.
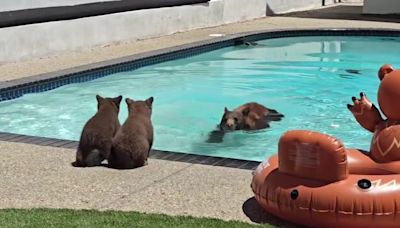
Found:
[0,131,260,170]
[1,28,400,169]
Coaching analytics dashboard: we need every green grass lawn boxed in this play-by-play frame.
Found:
[0,208,272,228]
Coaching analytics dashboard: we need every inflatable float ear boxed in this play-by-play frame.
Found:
[378,64,394,81]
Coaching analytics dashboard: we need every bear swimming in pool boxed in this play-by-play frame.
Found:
[206,102,284,143]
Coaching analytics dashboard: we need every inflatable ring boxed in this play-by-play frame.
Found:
[251,130,400,228]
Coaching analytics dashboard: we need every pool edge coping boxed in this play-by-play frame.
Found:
[0,131,260,170]
[2,27,400,170]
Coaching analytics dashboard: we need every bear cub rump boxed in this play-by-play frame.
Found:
[73,95,122,167]
[108,97,154,169]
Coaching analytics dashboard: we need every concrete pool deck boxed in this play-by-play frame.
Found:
[0,3,400,226]
[0,141,297,226]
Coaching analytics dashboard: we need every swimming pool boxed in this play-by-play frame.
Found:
[1,32,400,162]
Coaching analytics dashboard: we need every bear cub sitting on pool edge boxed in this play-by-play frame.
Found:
[73,95,122,167]
[108,97,154,169]
[207,102,284,143]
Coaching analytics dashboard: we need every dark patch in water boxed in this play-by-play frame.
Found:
[234,40,266,48]
[233,39,245,46]
[244,42,259,46]
[206,129,226,143]
[380,37,397,41]
[345,69,361,75]
[339,74,355,79]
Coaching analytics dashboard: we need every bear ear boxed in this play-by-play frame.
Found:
[242,107,250,116]
[114,95,123,105]
[125,98,134,105]
[224,107,229,113]
[96,95,104,103]
[378,64,394,81]
[145,97,154,107]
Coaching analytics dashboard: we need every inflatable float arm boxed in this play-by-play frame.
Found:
[347,92,383,132]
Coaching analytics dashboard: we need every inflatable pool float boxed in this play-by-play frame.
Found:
[251,64,400,228]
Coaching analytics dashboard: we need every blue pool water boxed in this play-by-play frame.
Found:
[1,36,400,161]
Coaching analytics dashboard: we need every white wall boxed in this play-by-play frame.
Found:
[363,0,400,14]
[0,0,268,63]
[266,0,336,14]
[0,0,341,63]
[0,0,118,12]
[223,0,267,23]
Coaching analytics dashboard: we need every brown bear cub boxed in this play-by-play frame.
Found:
[73,95,122,167]
[108,97,154,169]
[207,102,284,143]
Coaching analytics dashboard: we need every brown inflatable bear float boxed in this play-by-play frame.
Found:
[207,102,284,143]
[251,65,400,227]
[347,64,400,162]
[275,64,400,163]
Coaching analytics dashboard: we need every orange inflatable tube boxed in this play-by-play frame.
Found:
[251,130,400,228]
[251,65,400,227]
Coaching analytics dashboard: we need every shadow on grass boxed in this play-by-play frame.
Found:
[242,197,306,228]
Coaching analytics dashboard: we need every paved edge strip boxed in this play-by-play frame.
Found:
[0,131,260,170]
